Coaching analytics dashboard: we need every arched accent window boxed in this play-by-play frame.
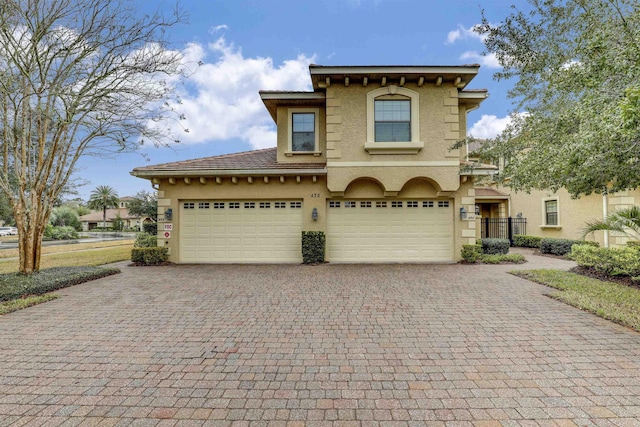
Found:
[365,85,423,154]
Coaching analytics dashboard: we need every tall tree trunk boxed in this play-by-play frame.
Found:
[103,207,106,228]
[15,216,44,275]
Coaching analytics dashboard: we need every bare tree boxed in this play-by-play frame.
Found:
[0,0,186,274]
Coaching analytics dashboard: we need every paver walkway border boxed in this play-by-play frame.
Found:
[1,251,639,426]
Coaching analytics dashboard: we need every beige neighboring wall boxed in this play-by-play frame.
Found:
[155,176,329,262]
[506,187,640,246]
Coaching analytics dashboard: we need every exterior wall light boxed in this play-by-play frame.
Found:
[312,207,318,221]
[459,207,467,220]
[165,208,173,221]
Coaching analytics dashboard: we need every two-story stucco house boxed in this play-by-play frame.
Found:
[130,64,494,263]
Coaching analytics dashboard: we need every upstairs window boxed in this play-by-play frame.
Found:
[374,99,410,142]
[544,199,558,226]
[292,113,315,151]
[288,108,320,154]
[365,86,422,154]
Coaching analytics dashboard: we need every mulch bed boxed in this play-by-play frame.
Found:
[571,266,640,290]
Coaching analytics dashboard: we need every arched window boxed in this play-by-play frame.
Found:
[365,85,423,154]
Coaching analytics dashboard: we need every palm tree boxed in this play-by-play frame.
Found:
[583,206,640,241]
[87,185,119,229]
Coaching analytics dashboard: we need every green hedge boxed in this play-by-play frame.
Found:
[302,231,325,264]
[0,267,120,302]
[481,238,510,255]
[131,247,168,265]
[44,225,79,240]
[461,244,482,262]
[512,234,542,248]
[134,232,157,248]
[571,244,640,276]
[540,238,598,256]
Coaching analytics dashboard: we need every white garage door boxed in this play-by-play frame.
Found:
[327,200,453,262]
[180,200,303,263]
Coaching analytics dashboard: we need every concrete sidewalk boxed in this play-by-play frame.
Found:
[1,251,639,426]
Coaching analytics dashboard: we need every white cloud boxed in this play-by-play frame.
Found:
[210,24,228,34]
[459,50,501,68]
[445,24,483,45]
[469,114,512,139]
[165,37,316,149]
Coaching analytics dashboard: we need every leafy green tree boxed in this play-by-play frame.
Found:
[127,190,158,221]
[87,186,119,229]
[112,214,125,232]
[583,206,640,241]
[473,0,640,198]
[49,206,81,230]
[0,0,185,274]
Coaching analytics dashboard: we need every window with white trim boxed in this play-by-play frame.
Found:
[544,199,559,226]
[288,108,320,153]
[365,86,422,154]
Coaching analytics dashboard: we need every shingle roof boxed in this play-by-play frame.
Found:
[79,208,142,222]
[131,147,326,177]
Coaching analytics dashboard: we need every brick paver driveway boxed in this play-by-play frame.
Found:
[2,253,640,426]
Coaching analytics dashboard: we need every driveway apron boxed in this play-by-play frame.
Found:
[1,252,639,426]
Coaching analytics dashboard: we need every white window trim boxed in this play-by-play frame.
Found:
[287,108,321,156]
[365,85,423,154]
[541,197,561,228]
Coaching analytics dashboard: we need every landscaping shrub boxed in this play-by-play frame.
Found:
[44,225,79,240]
[302,231,325,264]
[0,266,120,302]
[571,245,640,277]
[134,232,157,248]
[131,247,168,265]
[480,238,510,255]
[627,240,640,249]
[540,238,598,256]
[480,253,526,264]
[512,234,542,248]
[461,244,482,262]
[143,222,157,235]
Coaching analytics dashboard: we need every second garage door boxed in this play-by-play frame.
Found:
[327,200,453,262]
[180,200,303,263]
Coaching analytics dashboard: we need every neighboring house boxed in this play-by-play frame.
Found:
[79,197,150,231]
[131,64,495,263]
[482,186,640,247]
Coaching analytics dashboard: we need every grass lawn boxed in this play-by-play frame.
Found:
[0,240,133,314]
[513,269,640,332]
[0,240,133,274]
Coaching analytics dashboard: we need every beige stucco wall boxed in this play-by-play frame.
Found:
[155,176,330,262]
[313,83,464,194]
[155,173,474,263]
[505,187,640,246]
[275,106,327,164]
[321,84,461,162]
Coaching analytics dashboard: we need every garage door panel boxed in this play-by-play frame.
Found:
[180,200,302,263]
[327,199,453,263]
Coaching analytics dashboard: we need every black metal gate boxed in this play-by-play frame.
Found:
[480,217,527,244]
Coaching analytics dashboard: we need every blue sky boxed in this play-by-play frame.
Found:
[76,0,518,200]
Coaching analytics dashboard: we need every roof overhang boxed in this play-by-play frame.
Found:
[131,168,328,179]
[259,91,326,122]
[309,64,481,90]
[459,90,490,110]
[460,163,498,176]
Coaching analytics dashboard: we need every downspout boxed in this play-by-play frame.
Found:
[603,191,609,248]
